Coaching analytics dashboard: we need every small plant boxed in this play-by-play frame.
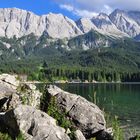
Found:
[136,136,140,140]
[17,84,28,93]
[47,96,72,130]
[47,96,76,139]
[0,132,11,140]
[0,131,25,140]
[16,132,25,140]
[112,116,124,140]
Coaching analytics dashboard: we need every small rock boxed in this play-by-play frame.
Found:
[74,130,86,140]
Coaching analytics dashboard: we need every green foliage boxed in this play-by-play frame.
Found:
[0,132,25,140]
[16,132,25,140]
[112,116,124,140]
[17,84,29,105]
[105,113,124,140]
[0,132,11,140]
[137,136,140,140]
[47,96,76,139]
[47,96,73,130]
[0,33,140,82]
[40,89,76,139]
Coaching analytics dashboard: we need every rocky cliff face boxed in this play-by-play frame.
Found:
[0,8,82,39]
[92,13,128,37]
[109,9,140,37]
[1,8,140,39]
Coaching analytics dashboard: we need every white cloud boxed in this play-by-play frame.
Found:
[103,5,113,14]
[60,4,74,11]
[56,0,140,18]
[60,4,98,18]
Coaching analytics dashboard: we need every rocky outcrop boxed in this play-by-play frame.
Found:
[0,105,70,140]
[0,74,42,111]
[47,85,106,139]
[0,74,110,140]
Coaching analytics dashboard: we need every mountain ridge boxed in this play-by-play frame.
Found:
[0,8,140,39]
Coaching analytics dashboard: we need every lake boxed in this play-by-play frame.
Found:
[55,83,140,136]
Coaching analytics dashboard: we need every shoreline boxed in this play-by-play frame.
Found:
[20,81,140,84]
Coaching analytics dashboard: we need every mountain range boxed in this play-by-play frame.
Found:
[0,8,140,39]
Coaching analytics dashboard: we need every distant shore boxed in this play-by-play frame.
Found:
[20,81,140,84]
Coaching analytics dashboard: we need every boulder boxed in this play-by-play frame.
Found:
[74,130,86,140]
[0,74,19,89]
[47,85,106,138]
[0,105,70,140]
[0,82,19,111]
[0,74,21,111]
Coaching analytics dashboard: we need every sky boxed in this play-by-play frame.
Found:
[0,0,140,20]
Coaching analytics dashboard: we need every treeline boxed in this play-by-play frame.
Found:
[41,67,140,82]
[0,59,140,82]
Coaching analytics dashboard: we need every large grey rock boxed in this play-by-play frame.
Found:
[47,85,106,138]
[0,105,70,140]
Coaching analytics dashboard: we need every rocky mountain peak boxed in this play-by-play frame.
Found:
[97,13,109,20]
[76,18,98,33]
[109,9,140,37]
[91,12,127,37]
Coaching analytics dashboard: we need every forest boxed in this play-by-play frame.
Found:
[0,33,140,82]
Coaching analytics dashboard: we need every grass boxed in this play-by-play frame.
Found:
[112,116,124,140]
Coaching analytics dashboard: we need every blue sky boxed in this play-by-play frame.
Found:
[0,0,140,20]
[0,0,79,20]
